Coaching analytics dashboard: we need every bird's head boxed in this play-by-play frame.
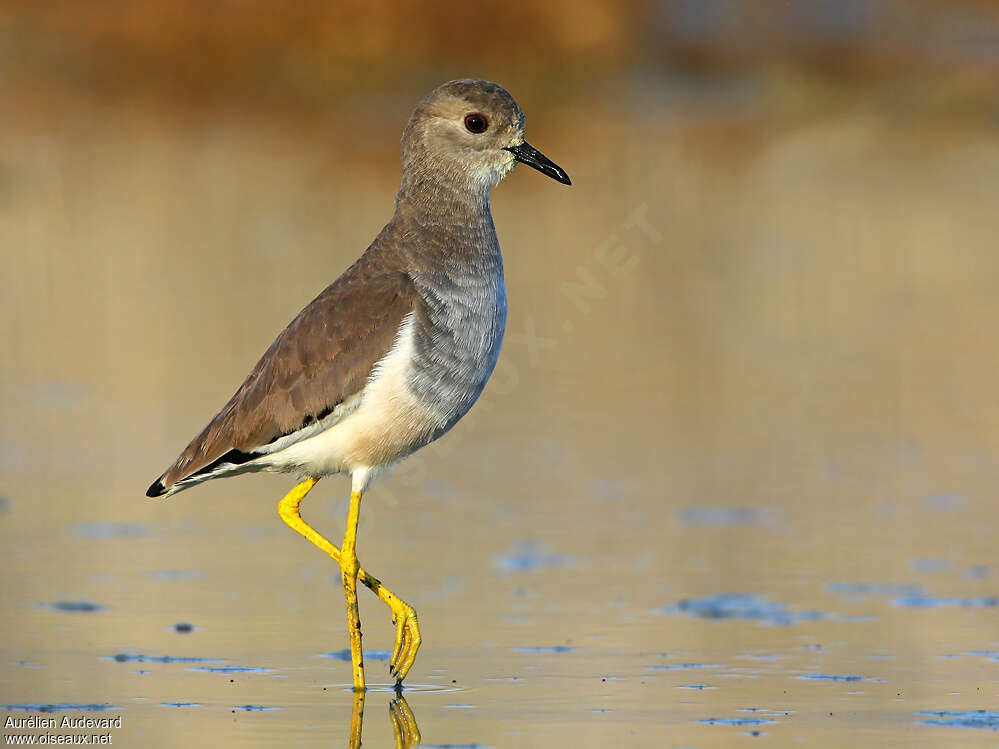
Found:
[401,79,571,192]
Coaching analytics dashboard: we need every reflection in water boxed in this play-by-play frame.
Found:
[347,691,420,749]
[348,691,363,749]
[389,695,421,748]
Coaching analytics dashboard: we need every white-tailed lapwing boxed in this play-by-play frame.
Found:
[147,79,571,691]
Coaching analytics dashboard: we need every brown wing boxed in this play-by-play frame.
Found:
[149,259,418,494]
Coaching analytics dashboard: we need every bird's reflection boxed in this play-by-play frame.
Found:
[348,691,365,749]
[347,690,421,749]
[389,694,421,748]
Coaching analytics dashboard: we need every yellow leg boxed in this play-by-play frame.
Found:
[341,488,365,690]
[277,478,422,687]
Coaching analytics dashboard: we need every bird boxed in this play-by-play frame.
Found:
[146,79,571,692]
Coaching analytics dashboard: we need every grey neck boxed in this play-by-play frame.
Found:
[393,174,500,274]
[396,171,489,221]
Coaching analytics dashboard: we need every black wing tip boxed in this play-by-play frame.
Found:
[146,478,168,498]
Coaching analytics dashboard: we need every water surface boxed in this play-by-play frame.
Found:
[3,63,999,748]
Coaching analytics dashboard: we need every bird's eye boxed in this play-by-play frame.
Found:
[464,113,488,134]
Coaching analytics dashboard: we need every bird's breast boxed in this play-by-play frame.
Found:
[409,268,507,438]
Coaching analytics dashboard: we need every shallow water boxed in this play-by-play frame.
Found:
[3,75,999,747]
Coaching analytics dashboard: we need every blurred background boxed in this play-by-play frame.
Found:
[3,1,999,747]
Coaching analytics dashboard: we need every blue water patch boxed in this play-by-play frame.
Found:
[192,666,270,674]
[511,646,576,655]
[73,521,150,539]
[965,565,991,581]
[161,702,200,708]
[911,558,950,573]
[893,439,922,465]
[918,710,999,730]
[827,582,924,597]
[45,600,105,613]
[924,493,967,512]
[3,704,119,712]
[232,705,279,712]
[836,614,878,623]
[321,649,391,661]
[675,507,776,526]
[797,674,867,682]
[829,584,999,609]
[173,622,195,633]
[590,477,627,502]
[108,654,225,664]
[698,717,776,726]
[659,593,827,625]
[0,496,9,511]
[493,540,574,572]
[894,594,999,609]
[147,569,204,582]
[678,683,714,689]
[647,663,721,671]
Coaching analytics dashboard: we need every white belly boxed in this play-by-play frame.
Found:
[259,313,438,490]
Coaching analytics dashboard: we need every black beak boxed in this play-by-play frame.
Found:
[504,141,571,185]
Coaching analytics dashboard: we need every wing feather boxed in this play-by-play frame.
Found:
[151,257,418,493]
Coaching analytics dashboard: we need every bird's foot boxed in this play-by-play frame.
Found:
[389,601,421,684]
